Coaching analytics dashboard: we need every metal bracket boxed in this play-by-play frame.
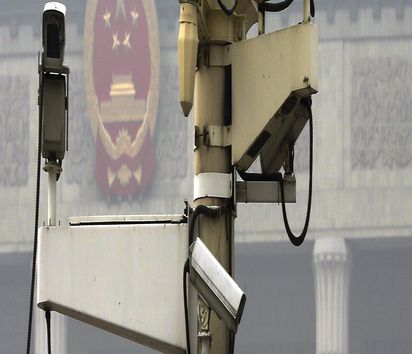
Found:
[203,125,231,147]
[43,160,62,174]
[236,180,296,204]
[194,173,232,200]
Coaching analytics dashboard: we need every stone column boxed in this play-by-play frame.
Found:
[313,238,351,354]
[35,307,67,354]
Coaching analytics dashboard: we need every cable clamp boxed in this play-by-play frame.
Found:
[194,173,232,200]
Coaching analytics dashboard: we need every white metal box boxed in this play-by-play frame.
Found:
[37,215,188,354]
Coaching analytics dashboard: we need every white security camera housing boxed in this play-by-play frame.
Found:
[40,2,69,161]
[42,2,66,71]
[41,74,67,160]
[189,238,246,333]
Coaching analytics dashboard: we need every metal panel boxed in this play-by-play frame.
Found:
[37,221,188,354]
[236,180,296,204]
[230,22,318,172]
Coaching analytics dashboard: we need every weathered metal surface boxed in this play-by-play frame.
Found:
[37,220,188,354]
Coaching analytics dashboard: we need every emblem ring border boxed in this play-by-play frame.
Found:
[83,0,160,160]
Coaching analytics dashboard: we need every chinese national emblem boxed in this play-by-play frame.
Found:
[84,0,159,198]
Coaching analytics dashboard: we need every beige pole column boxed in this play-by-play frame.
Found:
[313,238,351,354]
[185,2,251,353]
[36,166,67,354]
[194,60,233,354]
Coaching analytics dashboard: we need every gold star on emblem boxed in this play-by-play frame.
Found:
[131,8,139,28]
[123,32,131,51]
[116,0,127,20]
[103,9,111,29]
[112,32,120,52]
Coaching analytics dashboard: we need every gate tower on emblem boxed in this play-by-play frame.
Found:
[84,0,159,198]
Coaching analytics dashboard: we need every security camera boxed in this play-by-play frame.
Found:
[189,238,246,333]
[229,22,318,173]
[42,2,66,71]
[259,95,311,174]
[41,73,67,161]
[39,2,69,162]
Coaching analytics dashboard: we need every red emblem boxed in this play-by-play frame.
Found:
[84,0,159,198]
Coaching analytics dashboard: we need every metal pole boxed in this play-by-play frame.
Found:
[304,0,310,22]
[199,332,211,354]
[47,168,57,226]
[193,61,233,353]
[37,162,67,354]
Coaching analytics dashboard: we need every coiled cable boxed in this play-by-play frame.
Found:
[217,0,238,15]
[260,0,294,13]
[279,97,313,247]
[260,0,315,17]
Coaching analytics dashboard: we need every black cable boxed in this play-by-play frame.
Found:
[46,310,52,354]
[189,205,222,244]
[217,0,238,15]
[25,63,43,354]
[310,0,315,17]
[279,97,313,247]
[260,0,315,17]
[229,330,236,354]
[260,0,294,13]
[183,259,191,354]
